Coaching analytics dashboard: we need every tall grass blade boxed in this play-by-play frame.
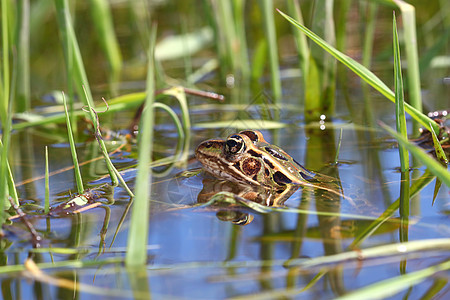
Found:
[0,0,19,210]
[82,88,134,196]
[232,0,250,79]
[55,0,120,186]
[88,0,122,95]
[391,1,423,115]
[63,92,84,194]
[337,260,450,300]
[260,0,282,101]
[14,0,31,112]
[286,1,309,86]
[310,0,336,117]
[277,10,439,134]
[393,13,409,172]
[214,0,236,74]
[44,146,50,214]
[380,122,450,187]
[126,26,157,267]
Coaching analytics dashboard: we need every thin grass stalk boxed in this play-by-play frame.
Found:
[125,26,157,267]
[0,0,19,211]
[215,0,236,74]
[393,13,409,172]
[232,0,250,80]
[311,0,336,117]
[62,93,84,194]
[44,146,50,214]
[260,0,281,102]
[54,0,119,185]
[333,128,343,165]
[88,0,122,96]
[286,0,309,88]
[392,1,423,116]
[82,88,134,196]
[361,2,378,69]
[1,0,10,122]
[277,10,439,134]
[14,0,30,112]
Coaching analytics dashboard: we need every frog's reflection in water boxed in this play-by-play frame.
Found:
[197,177,299,225]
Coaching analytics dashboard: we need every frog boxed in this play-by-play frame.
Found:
[195,130,316,189]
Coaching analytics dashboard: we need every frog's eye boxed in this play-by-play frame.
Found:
[225,135,246,155]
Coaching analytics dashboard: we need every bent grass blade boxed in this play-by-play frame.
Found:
[277,9,439,134]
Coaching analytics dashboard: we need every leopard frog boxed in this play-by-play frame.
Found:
[195,130,316,189]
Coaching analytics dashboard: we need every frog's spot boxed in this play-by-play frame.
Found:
[248,149,262,158]
[273,171,292,185]
[242,158,261,176]
[265,147,288,161]
[240,130,259,142]
[264,168,270,176]
[233,162,240,169]
[263,158,274,169]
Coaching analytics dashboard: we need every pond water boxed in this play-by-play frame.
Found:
[2,1,450,299]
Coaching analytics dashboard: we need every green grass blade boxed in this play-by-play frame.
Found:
[390,1,422,114]
[260,0,281,101]
[333,128,343,165]
[286,1,309,86]
[44,146,50,214]
[393,13,410,172]
[63,92,84,194]
[0,0,19,209]
[429,123,449,164]
[311,0,336,116]
[14,0,31,112]
[277,9,439,134]
[88,0,122,95]
[337,260,450,300]
[380,122,450,187]
[54,0,119,186]
[350,169,435,248]
[362,2,378,69]
[126,25,157,267]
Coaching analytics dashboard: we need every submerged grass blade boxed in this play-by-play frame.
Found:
[333,128,343,165]
[126,25,157,267]
[393,13,409,172]
[45,146,50,214]
[63,92,84,194]
[380,122,450,187]
[277,9,439,134]
[337,260,450,300]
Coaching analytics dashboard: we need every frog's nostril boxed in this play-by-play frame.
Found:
[204,142,212,148]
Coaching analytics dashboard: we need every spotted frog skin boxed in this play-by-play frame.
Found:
[195,130,316,189]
